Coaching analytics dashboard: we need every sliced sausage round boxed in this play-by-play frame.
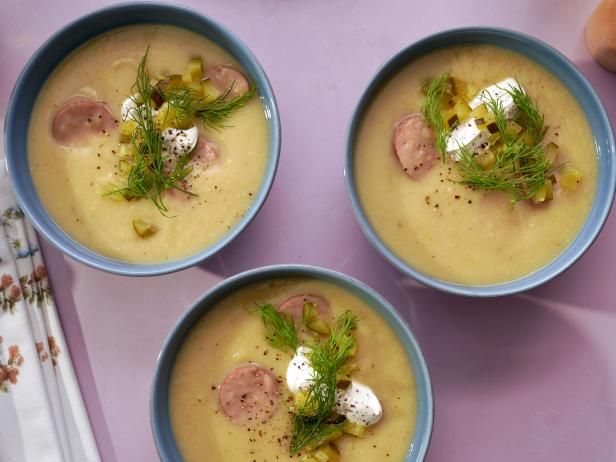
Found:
[392,113,439,179]
[52,97,116,146]
[205,65,250,98]
[190,136,220,166]
[218,363,280,426]
[278,294,331,323]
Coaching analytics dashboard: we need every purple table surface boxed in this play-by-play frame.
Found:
[2,0,616,460]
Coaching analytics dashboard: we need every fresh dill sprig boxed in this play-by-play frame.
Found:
[421,72,451,157]
[252,303,299,354]
[289,311,358,455]
[485,97,513,146]
[107,50,194,215]
[163,82,256,131]
[250,304,359,455]
[457,141,551,205]
[420,73,553,205]
[506,83,547,143]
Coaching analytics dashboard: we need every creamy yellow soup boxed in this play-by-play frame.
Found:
[354,45,597,285]
[28,25,268,263]
[169,278,418,462]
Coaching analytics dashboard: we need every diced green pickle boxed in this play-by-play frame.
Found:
[312,443,341,462]
[157,74,184,92]
[470,103,488,120]
[201,79,221,103]
[133,218,157,238]
[544,141,559,165]
[118,143,135,158]
[300,456,319,462]
[531,181,553,203]
[118,159,132,176]
[303,302,316,322]
[181,70,193,84]
[506,120,523,135]
[339,362,358,376]
[188,57,204,81]
[476,151,495,170]
[307,318,331,335]
[342,420,368,437]
[559,165,583,191]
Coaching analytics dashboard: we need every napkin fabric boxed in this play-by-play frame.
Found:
[0,169,101,462]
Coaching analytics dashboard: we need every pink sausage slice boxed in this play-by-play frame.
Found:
[219,363,280,426]
[278,294,331,323]
[392,113,439,179]
[205,65,250,98]
[52,97,116,146]
[190,136,220,166]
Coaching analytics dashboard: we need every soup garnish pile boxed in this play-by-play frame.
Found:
[51,49,255,234]
[217,298,385,461]
[396,74,583,205]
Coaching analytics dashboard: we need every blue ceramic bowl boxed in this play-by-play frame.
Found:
[150,264,433,461]
[346,27,616,297]
[4,3,280,276]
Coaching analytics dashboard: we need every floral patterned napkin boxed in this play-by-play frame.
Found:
[0,161,100,461]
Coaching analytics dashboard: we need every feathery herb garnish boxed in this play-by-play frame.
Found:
[289,311,358,455]
[252,303,299,354]
[163,83,256,130]
[457,141,551,204]
[107,50,256,215]
[423,73,554,204]
[456,83,552,204]
[107,50,194,214]
[251,305,359,456]
[507,84,547,144]
[421,72,451,157]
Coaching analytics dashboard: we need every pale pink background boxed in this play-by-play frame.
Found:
[1,0,615,461]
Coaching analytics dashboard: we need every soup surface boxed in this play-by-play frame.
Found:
[28,25,268,263]
[169,278,418,461]
[354,45,597,285]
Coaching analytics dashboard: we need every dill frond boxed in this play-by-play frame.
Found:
[107,50,256,215]
[252,303,299,354]
[163,82,256,131]
[506,83,547,143]
[485,97,513,146]
[421,73,451,158]
[250,304,360,455]
[419,74,553,205]
[289,311,358,455]
[457,139,551,205]
[106,50,195,215]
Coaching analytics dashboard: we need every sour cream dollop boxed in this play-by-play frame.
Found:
[120,97,199,156]
[446,78,525,160]
[285,347,383,426]
[286,346,313,393]
[334,381,383,426]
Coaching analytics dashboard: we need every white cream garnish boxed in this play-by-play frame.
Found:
[121,97,139,122]
[334,381,383,426]
[447,78,525,161]
[446,118,490,160]
[120,97,199,156]
[286,346,314,393]
[468,77,523,119]
[161,126,199,156]
[286,347,382,426]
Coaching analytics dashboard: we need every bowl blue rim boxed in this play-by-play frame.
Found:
[4,2,281,276]
[150,264,434,461]
[345,26,616,297]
